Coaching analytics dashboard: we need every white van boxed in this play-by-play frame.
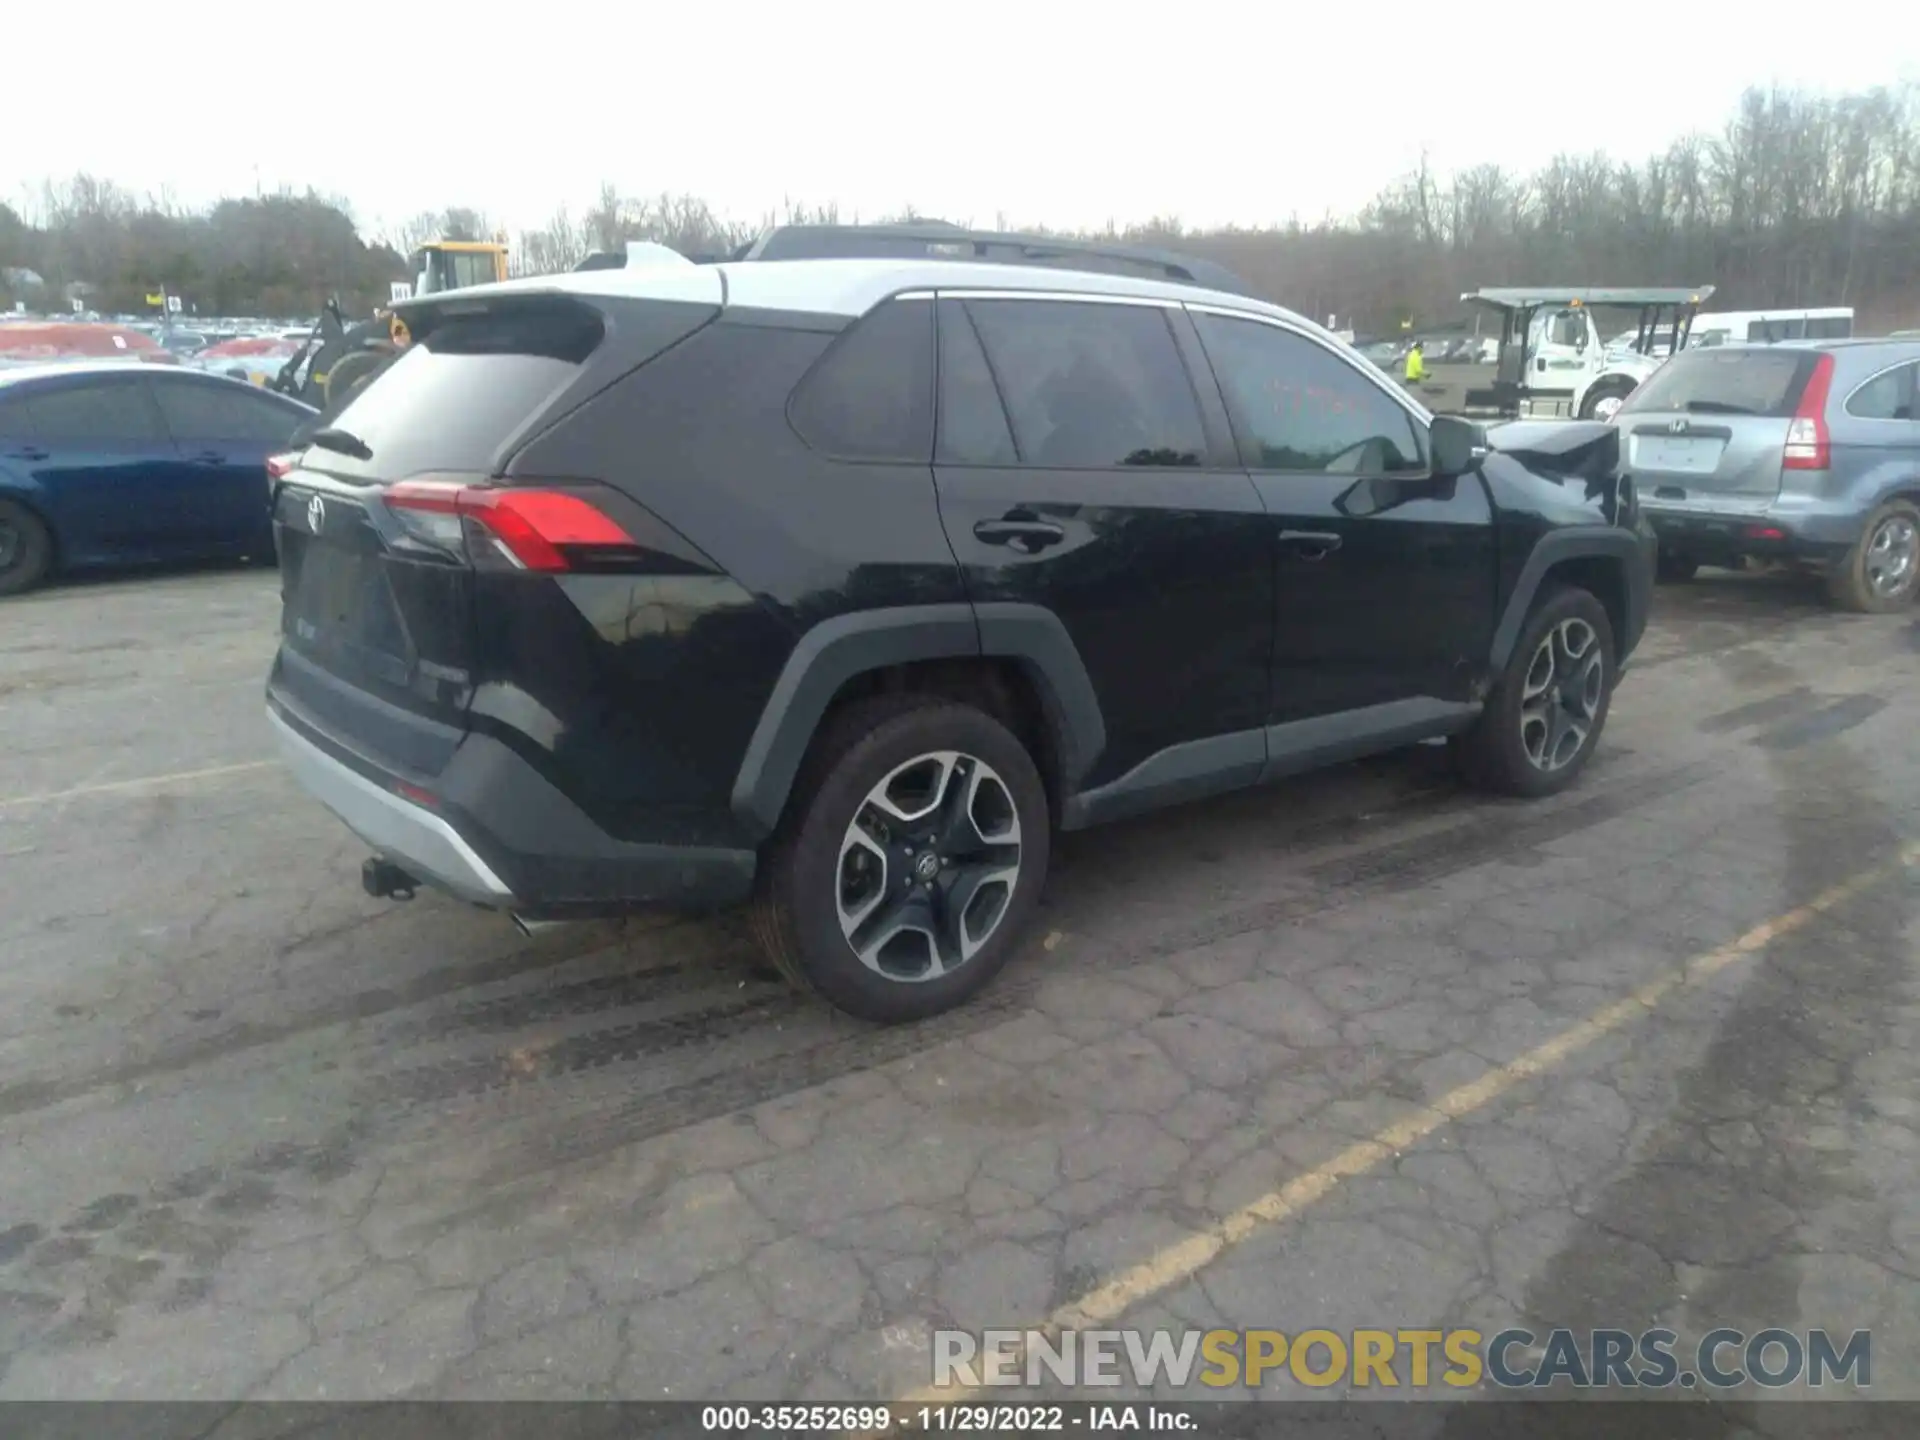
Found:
[1686,307,1853,348]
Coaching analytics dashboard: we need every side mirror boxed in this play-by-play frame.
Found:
[1430,414,1485,478]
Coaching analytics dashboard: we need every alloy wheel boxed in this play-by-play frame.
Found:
[1590,393,1625,423]
[1519,618,1606,773]
[1864,514,1918,600]
[835,750,1023,982]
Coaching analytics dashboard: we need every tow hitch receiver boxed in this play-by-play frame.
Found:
[362,857,418,901]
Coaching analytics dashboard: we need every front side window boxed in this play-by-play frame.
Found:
[1546,311,1586,348]
[1194,313,1425,474]
[961,299,1205,468]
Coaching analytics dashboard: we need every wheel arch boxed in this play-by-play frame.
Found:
[0,484,59,567]
[1490,528,1646,673]
[1580,373,1639,418]
[729,603,1105,840]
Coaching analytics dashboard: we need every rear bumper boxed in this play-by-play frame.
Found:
[269,707,513,906]
[267,683,756,918]
[1641,497,1860,563]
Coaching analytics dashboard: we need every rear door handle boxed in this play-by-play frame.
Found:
[191,450,230,464]
[974,516,1066,551]
[1277,529,1342,559]
[7,447,49,462]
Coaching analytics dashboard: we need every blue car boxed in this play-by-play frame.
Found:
[0,360,317,596]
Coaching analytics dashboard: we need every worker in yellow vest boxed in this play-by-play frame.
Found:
[1403,340,1426,385]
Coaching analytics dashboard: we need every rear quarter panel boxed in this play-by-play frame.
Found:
[495,316,966,849]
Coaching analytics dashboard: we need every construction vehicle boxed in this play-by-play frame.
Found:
[1456,286,1714,422]
[272,238,509,412]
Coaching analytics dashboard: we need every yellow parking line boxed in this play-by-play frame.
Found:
[0,759,277,812]
[891,843,1920,1413]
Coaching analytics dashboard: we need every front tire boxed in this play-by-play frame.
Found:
[750,694,1052,1023]
[1826,500,1920,613]
[0,498,53,597]
[1456,585,1616,798]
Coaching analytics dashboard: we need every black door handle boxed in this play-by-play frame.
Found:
[1277,529,1342,559]
[7,447,49,462]
[974,516,1066,551]
[191,450,230,464]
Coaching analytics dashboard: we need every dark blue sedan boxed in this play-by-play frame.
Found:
[0,361,317,596]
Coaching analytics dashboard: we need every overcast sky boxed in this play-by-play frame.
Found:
[8,1,1917,245]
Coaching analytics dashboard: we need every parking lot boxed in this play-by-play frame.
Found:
[2,564,1919,1409]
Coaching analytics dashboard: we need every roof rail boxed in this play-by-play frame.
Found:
[739,222,1254,296]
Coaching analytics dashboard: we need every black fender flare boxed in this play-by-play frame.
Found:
[1489,526,1651,673]
[728,602,1106,839]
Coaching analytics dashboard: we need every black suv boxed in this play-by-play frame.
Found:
[266,235,1655,1022]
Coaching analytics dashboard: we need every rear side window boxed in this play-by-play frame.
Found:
[151,379,304,444]
[4,380,163,442]
[962,299,1204,468]
[1846,362,1918,421]
[321,298,614,477]
[1806,315,1853,340]
[788,297,934,462]
[935,300,1017,466]
[1619,349,1817,419]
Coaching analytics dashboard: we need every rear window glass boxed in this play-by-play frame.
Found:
[1619,349,1816,419]
[318,300,607,478]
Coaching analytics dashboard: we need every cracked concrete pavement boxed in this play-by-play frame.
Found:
[2,564,1918,1408]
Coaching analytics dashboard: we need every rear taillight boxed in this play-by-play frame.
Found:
[1783,353,1834,471]
[266,452,298,480]
[384,480,636,571]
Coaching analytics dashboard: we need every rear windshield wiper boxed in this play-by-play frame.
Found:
[307,426,373,460]
[1681,400,1758,416]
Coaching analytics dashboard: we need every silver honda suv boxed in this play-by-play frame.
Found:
[1619,337,1920,611]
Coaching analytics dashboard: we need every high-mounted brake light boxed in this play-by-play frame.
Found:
[384,480,635,571]
[1783,353,1834,471]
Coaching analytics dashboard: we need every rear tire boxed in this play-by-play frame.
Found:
[1825,499,1920,613]
[0,498,53,598]
[1455,585,1616,799]
[749,693,1051,1024]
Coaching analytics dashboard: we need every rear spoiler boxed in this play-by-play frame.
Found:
[572,241,698,272]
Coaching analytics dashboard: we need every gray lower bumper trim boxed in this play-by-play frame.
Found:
[267,708,513,904]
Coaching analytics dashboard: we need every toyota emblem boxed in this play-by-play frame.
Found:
[306,494,326,532]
